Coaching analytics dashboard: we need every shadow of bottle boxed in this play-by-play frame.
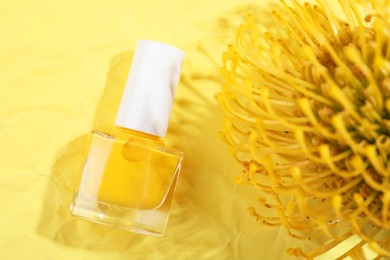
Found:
[36,51,150,250]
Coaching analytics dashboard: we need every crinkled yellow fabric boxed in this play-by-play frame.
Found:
[0,1,325,259]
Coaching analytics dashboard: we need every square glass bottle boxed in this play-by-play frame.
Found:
[70,40,185,236]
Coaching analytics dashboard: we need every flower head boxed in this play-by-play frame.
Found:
[219,0,390,258]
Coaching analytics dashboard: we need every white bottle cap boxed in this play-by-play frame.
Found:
[115,40,184,137]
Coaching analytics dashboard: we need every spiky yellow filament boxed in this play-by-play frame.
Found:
[219,0,390,258]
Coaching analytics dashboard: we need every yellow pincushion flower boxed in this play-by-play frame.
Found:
[219,0,390,258]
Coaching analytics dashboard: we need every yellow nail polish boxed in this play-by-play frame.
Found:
[70,40,184,236]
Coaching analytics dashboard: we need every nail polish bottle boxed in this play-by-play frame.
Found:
[70,40,185,236]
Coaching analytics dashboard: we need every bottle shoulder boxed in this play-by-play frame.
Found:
[90,129,184,159]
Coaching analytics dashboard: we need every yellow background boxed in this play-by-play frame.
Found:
[0,0,319,259]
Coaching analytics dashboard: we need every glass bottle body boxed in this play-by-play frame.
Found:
[70,128,183,236]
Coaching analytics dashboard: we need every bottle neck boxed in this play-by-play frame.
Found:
[113,126,162,141]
